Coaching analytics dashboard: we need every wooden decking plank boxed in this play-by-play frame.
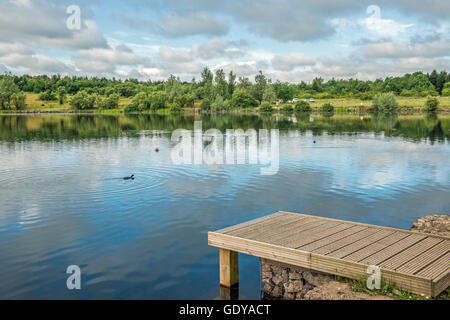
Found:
[361,234,427,266]
[279,211,450,240]
[397,240,450,275]
[327,229,395,259]
[271,221,340,247]
[432,270,450,297]
[415,252,450,279]
[288,223,356,249]
[247,218,326,242]
[312,228,380,255]
[216,212,282,234]
[298,225,368,252]
[379,237,443,270]
[343,231,409,262]
[227,214,299,237]
[231,215,311,239]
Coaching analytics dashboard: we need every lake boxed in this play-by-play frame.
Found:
[0,113,449,299]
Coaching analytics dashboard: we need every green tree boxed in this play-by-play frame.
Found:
[117,81,137,97]
[262,86,276,104]
[253,71,268,104]
[0,77,19,109]
[228,71,236,99]
[183,93,196,108]
[435,71,448,94]
[165,74,183,102]
[211,95,230,112]
[150,91,168,110]
[100,93,120,109]
[231,89,258,109]
[273,82,293,101]
[237,77,252,92]
[200,98,211,111]
[203,80,216,101]
[69,91,95,110]
[312,77,324,92]
[214,69,228,98]
[38,90,57,101]
[200,67,213,86]
[57,87,67,105]
[11,92,26,110]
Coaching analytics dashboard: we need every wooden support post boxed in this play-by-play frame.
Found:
[219,248,239,287]
[219,285,239,300]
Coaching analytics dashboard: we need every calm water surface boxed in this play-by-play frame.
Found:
[0,114,449,299]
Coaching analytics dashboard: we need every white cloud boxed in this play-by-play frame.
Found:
[0,52,73,74]
[361,40,450,59]
[73,45,151,74]
[159,46,193,63]
[116,11,229,38]
[192,38,246,60]
[161,12,229,38]
[271,53,314,71]
[0,0,107,50]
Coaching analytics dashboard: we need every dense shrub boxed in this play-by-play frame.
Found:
[169,103,182,113]
[130,92,151,110]
[231,89,258,109]
[321,103,334,113]
[294,100,311,113]
[424,96,439,112]
[11,92,26,109]
[400,89,416,97]
[124,103,140,113]
[259,103,273,113]
[441,88,450,97]
[69,91,96,110]
[99,93,120,109]
[360,92,375,100]
[150,91,168,110]
[38,90,57,101]
[174,93,195,108]
[370,93,399,114]
[200,98,211,111]
[315,92,334,99]
[281,104,293,113]
[211,95,230,111]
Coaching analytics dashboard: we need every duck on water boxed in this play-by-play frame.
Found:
[123,174,135,180]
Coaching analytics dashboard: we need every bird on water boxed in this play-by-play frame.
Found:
[123,174,135,180]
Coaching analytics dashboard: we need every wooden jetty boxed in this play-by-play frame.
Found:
[208,211,450,298]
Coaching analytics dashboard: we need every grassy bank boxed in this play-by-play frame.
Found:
[1,93,449,114]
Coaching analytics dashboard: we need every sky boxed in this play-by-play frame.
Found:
[0,0,449,82]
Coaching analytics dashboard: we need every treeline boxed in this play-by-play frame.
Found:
[0,68,449,111]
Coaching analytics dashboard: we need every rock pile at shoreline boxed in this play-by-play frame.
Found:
[410,215,450,236]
